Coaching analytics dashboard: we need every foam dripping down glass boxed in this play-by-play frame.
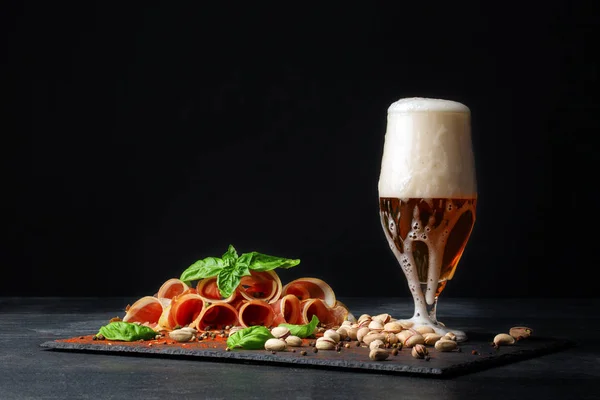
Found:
[378,97,477,342]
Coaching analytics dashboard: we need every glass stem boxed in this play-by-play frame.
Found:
[419,283,439,324]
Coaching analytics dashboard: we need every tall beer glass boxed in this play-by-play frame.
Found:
[378,98,476,341]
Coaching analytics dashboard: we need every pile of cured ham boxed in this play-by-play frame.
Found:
[122,271,349,332]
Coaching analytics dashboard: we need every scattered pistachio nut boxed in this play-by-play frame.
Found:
[362,332,386,346]
[423,333,443,345]
[369,348,389,361]
[443,332,457,342]
[369,339,385,350]
[264,338,287,351]
[356,327,371,342]
[345,327,358,341]
[228,326,243,336]
[383,332,399,345]
[341,320,353,327]
[324,329,341,343]
[271,326,291,340]
[169,329,194,343]
[285,335,303,347]
[357,314,371,324]
[383,322,403,333]
[336,327,349,340]
[368,320,384,331]
[397,330,425,347]
[315,337,337,350]
[411,344,429,359]
[434,339,458,352]
[414,326,435,335]
[509,327,533,340]
[493,333,516,346]
[372,313,392,324]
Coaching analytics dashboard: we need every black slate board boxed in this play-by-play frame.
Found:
[40,332,572,378]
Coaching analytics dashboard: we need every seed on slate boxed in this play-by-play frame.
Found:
[392,348,399,356]
[301,350,307,356]
[472,350,479,355]
[313,347,318,353]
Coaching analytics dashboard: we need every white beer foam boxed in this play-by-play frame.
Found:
[388,97,470,113]
[379,98,477,198]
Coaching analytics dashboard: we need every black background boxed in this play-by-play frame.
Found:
[2,1,598,299]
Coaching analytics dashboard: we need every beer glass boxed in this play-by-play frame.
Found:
[378,98,477,341]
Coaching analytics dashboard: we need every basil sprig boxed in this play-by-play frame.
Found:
[226,326,274,350]
[97,321,157,342]
[180,245,300,298]
[278,315,320,338]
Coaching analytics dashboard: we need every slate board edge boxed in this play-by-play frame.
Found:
[40,340,444,376]
[40,338,573,378]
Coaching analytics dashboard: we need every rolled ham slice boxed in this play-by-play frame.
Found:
[194,303,239,331]
[282,277,336,308]
[159,292,205,330]
[157,278,190,299]
[123,296,164,325]
[270,294,302,325]
[300,298,348,328]
[196,277,239,304]
[238,300,276,328]
[238,270,282,304]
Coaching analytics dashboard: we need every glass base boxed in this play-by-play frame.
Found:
[397,317,468,342]
[402,283,468,342]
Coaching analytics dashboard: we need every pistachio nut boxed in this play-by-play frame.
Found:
[369,339,385,350]
[271,326,291,340]
[264,338,287,351]
[315,337,337,350]
[414,326,435,335]
[411,344,429,359]
[362,332,386,346]
[345,327,358,341]
[356,327,371,342]
[509,326,533,340]
[169,329,194,343]
[383,322,403,333]
[383,332,399,345]
[357,314,372,324]
[443,332,457,342]
[423,333,443,345]
[434,339,458,352]
[324,329,341,343]
[341,320,353,327]
[367,320,384,331]
[369,348,389,361]
[285,335,303,347]
[228,326,244,336]
[336,327,349,340]
[397,329,425,347]
[372,313,392,324]
[493,333,516,346]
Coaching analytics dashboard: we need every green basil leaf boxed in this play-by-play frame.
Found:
[235,252,253,278]
[226,326,274,350]
[216,264,241,299]
[243,251,300,272]
[180,257,224,284]
[97,322,157,342]
[279,315,319,338]
[222,244,239,267]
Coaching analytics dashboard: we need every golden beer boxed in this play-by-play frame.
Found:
[378,98,477,341]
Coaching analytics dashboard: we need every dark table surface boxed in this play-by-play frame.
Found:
[1,297,598,400]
